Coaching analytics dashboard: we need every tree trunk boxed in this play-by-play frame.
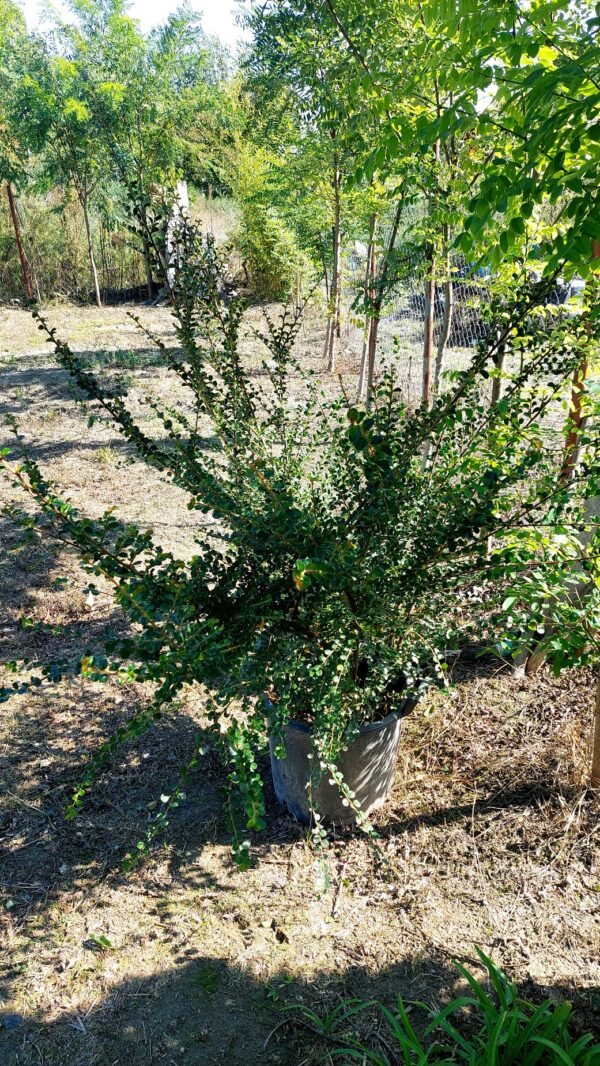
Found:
[358,317,372,401]
[364,199,404,408]
[593,671,600,789]
[80,190,102,307]
[365,313,381,410]
[561,239,600,484]
[6,182,34,301]
[358,214,378,402]
[143,238,154,301]
[335,262,342,340]
[561,354,589,485]
[422,243,436,409]
[166,180,190,293]
[434,233,453,394]
[326,156,342,372]
[491,337,507,405]
[321,253,330,303]
[295,256,302,312]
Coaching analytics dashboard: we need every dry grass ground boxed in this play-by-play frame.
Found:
[0,303,599,1065]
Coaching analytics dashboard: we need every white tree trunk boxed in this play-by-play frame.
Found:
[434,237,453,395]
[358,215,378,402]
[166,180,190,291]
[80,190,102,308]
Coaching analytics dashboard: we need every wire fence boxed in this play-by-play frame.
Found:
[341,240,585,399]
[343,247,491,358]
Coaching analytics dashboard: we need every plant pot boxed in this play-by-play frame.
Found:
[269,701,416,825]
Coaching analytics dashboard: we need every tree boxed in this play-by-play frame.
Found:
[0,0,40,300]
[253,0,495,401]
[43,56,107,305]
[71,0,233,296]
[245,0,374,370]
[292,1,593,405]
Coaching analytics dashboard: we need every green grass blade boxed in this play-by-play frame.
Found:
[529,1036,578,1065]
[453,959,496,1014]
[520,1001,573,1065]
[474,949,514,1011]
[486,1009,508,1065]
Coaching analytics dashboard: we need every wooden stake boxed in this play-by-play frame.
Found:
[560,355,589,485]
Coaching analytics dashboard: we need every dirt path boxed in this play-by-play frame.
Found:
[0,304,598,1065]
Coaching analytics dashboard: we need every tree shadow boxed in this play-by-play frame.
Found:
[0,513,134,666]
[1,947,598,1066]
[1,432,219,465]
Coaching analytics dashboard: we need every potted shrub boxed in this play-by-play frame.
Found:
[2,228,597,865]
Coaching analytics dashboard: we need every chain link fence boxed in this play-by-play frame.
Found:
[341,234,584,402]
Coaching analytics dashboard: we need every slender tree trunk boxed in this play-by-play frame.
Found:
[335,253,342,340]
[321,253,330,303]
[99,221,109,291]
[561,354,589,485]
[333,167,342,343]
[364,199,404,408]
[526,243,600,787]
[143,238,154,301]
[358,214,378,401]
[491,336,507,405]
[422,242,436,409]
[295,256,301,312]
[365,313,381,409]
[434,229,453,394]
[592,673,600,789]
[561,240,600,484]
[323,318,332,364]
[6,182,34,301]
[358,318,372,401]
[79,189,102,307]
[326,155,342,372]
[424,132,442,408]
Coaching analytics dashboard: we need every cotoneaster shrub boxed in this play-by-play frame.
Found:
[1,224,598,865]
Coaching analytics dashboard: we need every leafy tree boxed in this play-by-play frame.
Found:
[244,0,374,369]
[308,0,600,387]
[246,0,497,401]
[48,0,235,297]
[32,53,107,305]
[0,0,43,299]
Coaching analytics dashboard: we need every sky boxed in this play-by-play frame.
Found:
[21,0,249,51]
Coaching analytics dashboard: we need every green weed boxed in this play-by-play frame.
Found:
[281,950,600,1065]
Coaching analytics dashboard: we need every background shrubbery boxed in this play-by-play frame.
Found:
[0,190,147,303]
[236,202,312,301]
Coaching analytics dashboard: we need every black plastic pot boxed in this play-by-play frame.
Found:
[269,701,416,825]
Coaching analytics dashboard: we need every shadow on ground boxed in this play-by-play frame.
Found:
[1,947,598,1066]
[2,328,600,1063]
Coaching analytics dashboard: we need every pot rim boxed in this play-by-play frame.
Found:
[276,698,417,738]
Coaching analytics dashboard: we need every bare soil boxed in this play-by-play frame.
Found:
[0,303,598,1066]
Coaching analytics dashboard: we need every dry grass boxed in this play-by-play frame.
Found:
[0,303,599,1065]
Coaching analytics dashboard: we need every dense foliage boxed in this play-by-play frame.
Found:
[0,0,235,302]
[2,224,598,861]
